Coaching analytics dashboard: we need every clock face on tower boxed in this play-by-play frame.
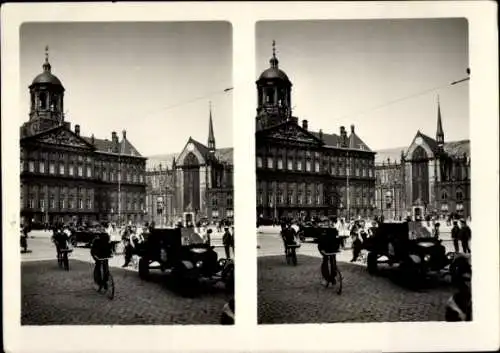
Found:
[415,137,423,145]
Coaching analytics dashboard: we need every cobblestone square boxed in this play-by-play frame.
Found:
[258,254,455,324]
[21,235,233,325]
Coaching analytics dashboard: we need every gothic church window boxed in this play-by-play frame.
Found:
[456,190,464,201]
[441,190,448,200]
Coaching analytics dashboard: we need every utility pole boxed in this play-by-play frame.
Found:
[118,149,121,226]
[346,150,350,222]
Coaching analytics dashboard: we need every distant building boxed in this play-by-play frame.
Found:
[20,47,147,226]
[145,106,233,226]
[375,100,470,221]
[255,42,377,221]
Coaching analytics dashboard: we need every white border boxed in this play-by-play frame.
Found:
[2,2,498,352]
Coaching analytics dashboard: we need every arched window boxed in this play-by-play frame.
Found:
[456,190,464,201]
[412,145,428,161]
[441,190,448,200]
[39,92,47,109]
[184,152,199,167]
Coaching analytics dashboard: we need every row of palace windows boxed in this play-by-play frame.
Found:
[22,196,145,212]
[22,160,145,183]
[257,190,374,207]
[256,156,374,177]
[258,182,375,199]
[22,150,145,173]
[211,195,233,207]
[441,189,465,201]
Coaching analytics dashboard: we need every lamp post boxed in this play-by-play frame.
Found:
[346,150,350,222]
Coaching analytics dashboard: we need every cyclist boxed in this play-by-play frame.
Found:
[318,217,340,286]
[91,231,113,291]
[52,225,69,259]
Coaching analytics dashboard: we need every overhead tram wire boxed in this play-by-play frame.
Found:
[131,86,233,122]
[337,74,470,121]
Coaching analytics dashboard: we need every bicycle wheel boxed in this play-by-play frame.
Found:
[57,253,63,268]
[332,268,343,295]
[63,252,69,271]
[92,265,102,292]
[105,273,115,300]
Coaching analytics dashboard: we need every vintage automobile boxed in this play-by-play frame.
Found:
[70,225,107,247]
[137,227,234,295]
[298,222,338,243]
[364,221,455,284]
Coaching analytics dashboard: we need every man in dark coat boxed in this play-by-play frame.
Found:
[459,219,471,253]
[451,221,460,252]
[91,232,113,290]
[318,223,339,285]
[222,227,233,259]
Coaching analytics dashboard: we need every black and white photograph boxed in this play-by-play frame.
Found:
[18,21,235,325]
[256,19,474,324]
[2,2,499,353]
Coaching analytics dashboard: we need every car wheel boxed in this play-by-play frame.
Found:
[70,237,77,247]
[138,257,149,279]
[367,252,378,274]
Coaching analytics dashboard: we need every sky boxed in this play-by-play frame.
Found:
[256,19,469,150]
[20,22,233,156]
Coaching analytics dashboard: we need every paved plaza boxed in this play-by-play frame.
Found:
[257,229,459,324]
[21,232,233,325]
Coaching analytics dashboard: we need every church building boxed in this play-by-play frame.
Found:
[375,99,470,221]
[255,42,377,222]
[145,104,233,226]
[20,47,147,227]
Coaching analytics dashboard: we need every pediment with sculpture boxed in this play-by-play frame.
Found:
[33,127,94,149]
[263,122,323,146]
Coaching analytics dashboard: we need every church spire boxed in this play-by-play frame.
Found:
[436,95,444,148]
[207,101,216,152]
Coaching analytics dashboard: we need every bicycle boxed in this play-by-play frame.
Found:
[320,252,342,295]
[93,257,115,300]
[57,248,73,271]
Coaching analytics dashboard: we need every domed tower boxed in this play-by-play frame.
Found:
[24,46,65,136]
[256,40,293,130]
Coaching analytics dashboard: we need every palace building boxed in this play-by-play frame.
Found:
[374,100,470,221]
[255,43,377,221]
[20,47,147,227]
[145,105,233,226]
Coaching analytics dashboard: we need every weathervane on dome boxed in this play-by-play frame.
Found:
[43,45,51,72]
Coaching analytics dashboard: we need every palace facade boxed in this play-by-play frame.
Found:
[375,101,471,221]
[145,107,233,226]
[255,43,376,221]
[20,48,147,227]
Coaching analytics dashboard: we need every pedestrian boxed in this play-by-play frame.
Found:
[451,221,460,253]
[432,222,441,239]
[20,224,29,253]
[350,224,362,262]
[223,227,232,259]
[205,228,213,246]
[121,226,133,267]
[459,219,471,253]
